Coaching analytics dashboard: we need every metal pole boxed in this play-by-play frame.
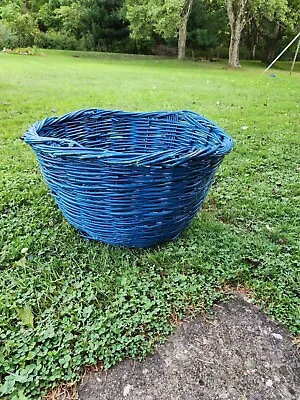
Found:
[290,37,300,75]
[263,32,300,74]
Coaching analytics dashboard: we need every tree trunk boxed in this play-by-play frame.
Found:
[252,43,257,60]
[177,0,193,60]
[265,41,278,65]
[261,23,284,65]
[228,22,242,67]
[178,20,187,59]
[249,17,259,60]
[227,0,248,68]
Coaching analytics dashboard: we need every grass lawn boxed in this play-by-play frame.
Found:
[0,50,299,399]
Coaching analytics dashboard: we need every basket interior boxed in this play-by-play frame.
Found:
[40,114,222,155]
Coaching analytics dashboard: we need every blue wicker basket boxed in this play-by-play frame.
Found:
[24,109,234,248]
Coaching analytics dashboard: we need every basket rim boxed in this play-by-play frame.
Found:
[23,109,234,166]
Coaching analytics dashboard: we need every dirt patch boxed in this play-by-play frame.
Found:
[79,295,300,400]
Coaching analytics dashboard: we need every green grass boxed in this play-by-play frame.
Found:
[0,50,299,399]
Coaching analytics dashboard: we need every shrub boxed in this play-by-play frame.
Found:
[34,31,79,50]
[0,22,17,49]
[10,13,37,48]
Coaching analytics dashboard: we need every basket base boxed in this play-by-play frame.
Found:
[79,222,189,248]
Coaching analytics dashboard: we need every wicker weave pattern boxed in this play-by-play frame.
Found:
[24,109,234,248]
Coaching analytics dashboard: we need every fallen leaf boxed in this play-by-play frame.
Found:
[17,305,34,328]
[15,257,26,268]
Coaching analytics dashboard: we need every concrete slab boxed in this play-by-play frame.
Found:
[79,295,300,400]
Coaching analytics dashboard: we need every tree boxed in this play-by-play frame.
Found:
[225,0,299,67]
[34,0,130,52]
[178,0,193,59]
[124,0,193,59]
[249,0,299,64]
[187,0,228,57]
[87,0,130,53]
[226,0,248,68]
[1,0,298,59]
[0,0,38,47]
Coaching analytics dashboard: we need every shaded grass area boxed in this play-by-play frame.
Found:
[0,50,299,399]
